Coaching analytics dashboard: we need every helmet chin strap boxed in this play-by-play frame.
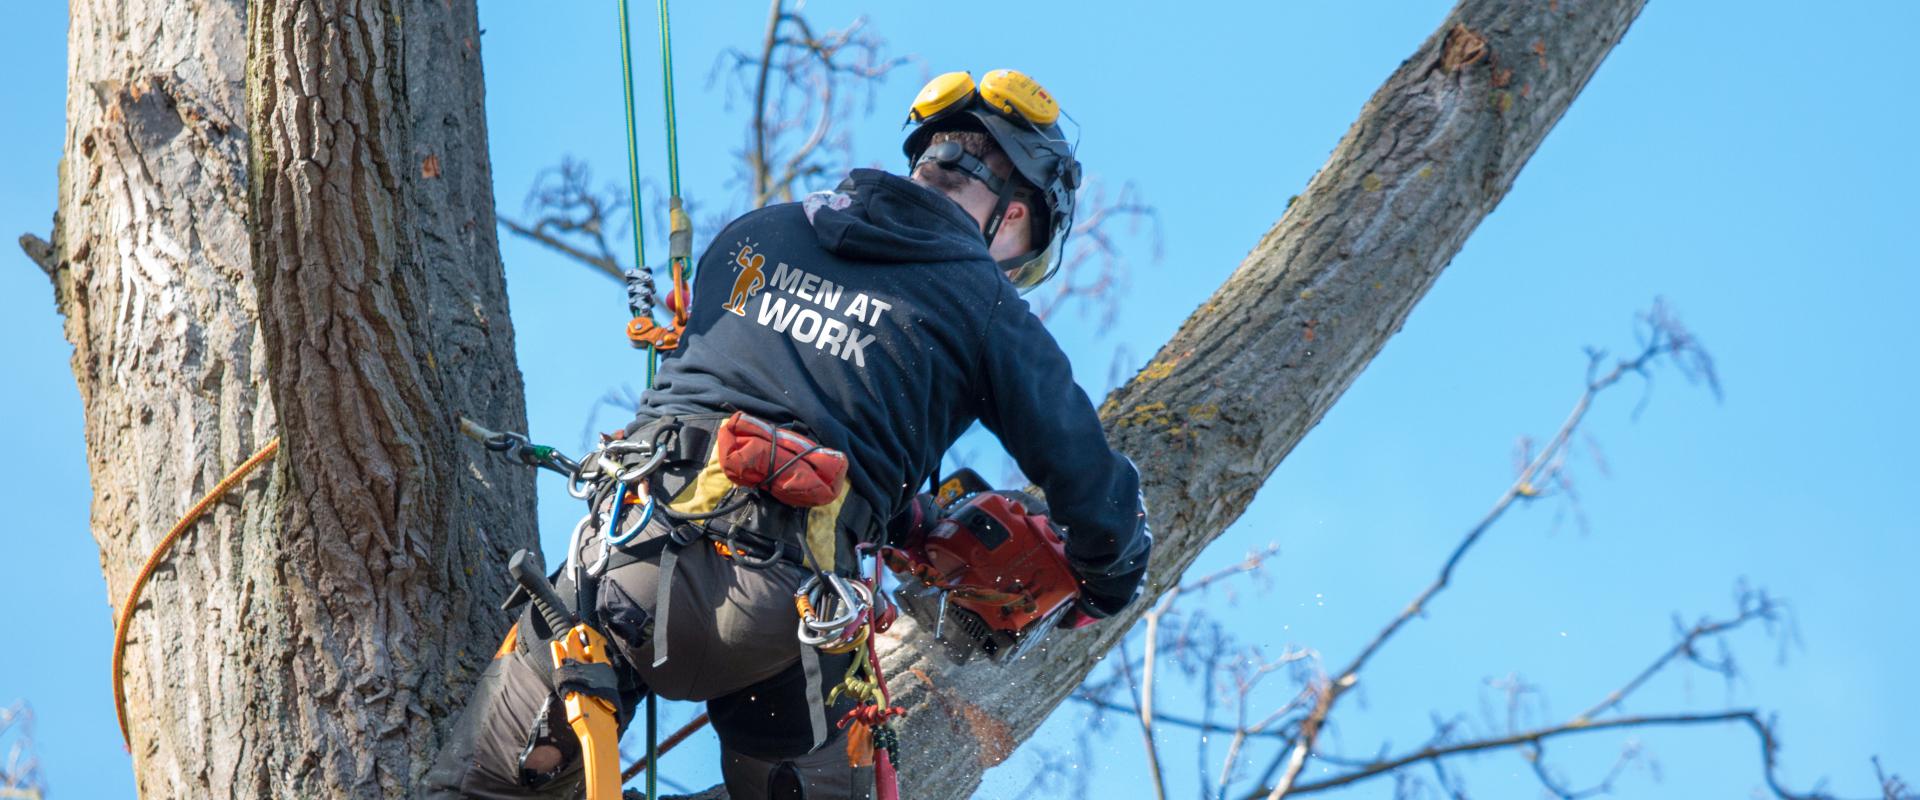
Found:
[981,174,1019,244]
[916,140,1019,245]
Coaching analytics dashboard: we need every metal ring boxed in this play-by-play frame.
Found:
[568,449,606,500]
[615,448,667,484]
[485,431,528,453]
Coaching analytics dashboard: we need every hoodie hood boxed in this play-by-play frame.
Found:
[805,168,991,264]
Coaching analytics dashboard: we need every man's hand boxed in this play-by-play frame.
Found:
[1058,578,1143,629]
[885,493,941,546]
[1057,599,1105,630]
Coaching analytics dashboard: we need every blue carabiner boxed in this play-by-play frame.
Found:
[606,480,656,546]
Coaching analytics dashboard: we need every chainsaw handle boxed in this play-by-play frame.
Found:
[508,549,577,634]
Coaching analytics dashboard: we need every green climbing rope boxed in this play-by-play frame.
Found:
[657,0,696,294]
[616,0,649,288]
[616,0,663,386]
[657,0,684,202]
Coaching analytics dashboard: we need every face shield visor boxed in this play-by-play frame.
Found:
[1000,237,1061,294]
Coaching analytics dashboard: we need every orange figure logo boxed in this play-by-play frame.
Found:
[724,245,767,316]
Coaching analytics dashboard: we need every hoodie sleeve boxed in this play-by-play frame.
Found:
[976,279,1151,616]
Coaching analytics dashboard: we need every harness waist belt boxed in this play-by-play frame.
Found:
[627,413,884,550]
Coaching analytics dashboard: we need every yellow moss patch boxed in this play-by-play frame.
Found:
[1187,403,1219,421]
[1115,401,1172,429]
[1362,173,1383,192]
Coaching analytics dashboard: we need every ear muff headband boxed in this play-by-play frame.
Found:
[907,69,1061,129]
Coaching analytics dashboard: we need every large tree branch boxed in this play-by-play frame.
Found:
[873,1,1649,797]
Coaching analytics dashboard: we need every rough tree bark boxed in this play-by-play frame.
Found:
[36,0,533,796]
[875,1,1648,797]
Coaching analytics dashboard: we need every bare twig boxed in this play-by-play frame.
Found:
[1139,618,1170,800]
[1524,739,1643,800]
[1577,587,1781,722]
[1070,693,1296,740]
[719,2,909,209]
[1253,711,1871,800]
[1874,756,1915,800]
[1266,303,1717,799]
[0,703,45,800]
[748,1,782,203]
[1117,637,1170,800]
[501,158,632,282]
[500,216,623,282]
[1033,181,1162,333]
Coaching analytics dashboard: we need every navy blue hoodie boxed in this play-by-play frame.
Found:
[634,169,1149,611]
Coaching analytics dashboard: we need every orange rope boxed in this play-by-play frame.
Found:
[112,437,280,747]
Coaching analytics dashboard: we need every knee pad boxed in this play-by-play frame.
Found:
[514,693,582,788]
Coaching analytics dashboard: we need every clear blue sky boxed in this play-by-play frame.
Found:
[2,1,1914,797]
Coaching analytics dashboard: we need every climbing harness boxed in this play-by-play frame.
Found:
[111,437,281,747]
[473,403,886,795]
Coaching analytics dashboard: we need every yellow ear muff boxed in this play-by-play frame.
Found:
[978,69,1059,126]
[909,71,977,123]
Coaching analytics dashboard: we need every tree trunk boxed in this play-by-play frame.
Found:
[878,1,1648,797]
[43,0,532,796]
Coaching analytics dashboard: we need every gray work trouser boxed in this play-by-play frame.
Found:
[423,516,872,799]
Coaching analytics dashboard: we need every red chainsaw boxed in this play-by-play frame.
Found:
[880,469,1081,664]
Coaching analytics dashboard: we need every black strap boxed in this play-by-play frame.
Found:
[552,661,622,708]
[624,412,728,463]
[600,514,807,574]
[981,167,1020,243]
[915,140,1020,243]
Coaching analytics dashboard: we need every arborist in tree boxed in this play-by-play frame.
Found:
[425,69,1151,800]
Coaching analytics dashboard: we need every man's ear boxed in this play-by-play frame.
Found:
[1001,199,1030,226]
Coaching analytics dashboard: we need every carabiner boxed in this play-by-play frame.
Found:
[616,447,667,484]
[795,574,870,648]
